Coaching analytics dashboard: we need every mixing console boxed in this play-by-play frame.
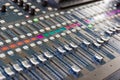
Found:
[0,0,120,80]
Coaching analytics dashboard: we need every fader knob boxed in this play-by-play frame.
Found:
[1,5,6,12]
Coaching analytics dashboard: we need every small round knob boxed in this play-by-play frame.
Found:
[29,8,35,15]
[18,0,24,7]
[1,5,6,12]
[24,4,29,11]
[12,0,18,3]
[42,0,48,7]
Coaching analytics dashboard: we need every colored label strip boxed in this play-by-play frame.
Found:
[37,22,81,39]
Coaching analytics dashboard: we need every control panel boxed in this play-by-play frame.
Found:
[0,0,120,80]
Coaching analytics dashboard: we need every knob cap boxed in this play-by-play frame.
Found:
[24,4,29,11]
[12,0,18,3]
[1,5,6,12]
[29,8,35,15]
[18,0,24,7]
[42,0,48,7]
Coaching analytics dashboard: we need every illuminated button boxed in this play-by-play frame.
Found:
[7,51,14,56]
[5,3,11,6]
[35,8,40,12]
[70,9,74,11]
[27,20,33,23]
[55,34,61,38]
[57,24,61,27]
[18,12,23,16]
[39,17,44,20]
[71,29,77,32]
[1,27,6,30]
[62,22,67,26]
[43,33,49,37]
[13,37,19,41]
[20,35,26,38]
[45,27,51,31]
[27,2,32,5]
[67,21,71,24]
[9,6,14,9]
[36,41,42,45]
[88,24,93,29]
[39,29,45,33]
[55,13,59,16]
[61,33,66,36]
[1,47,9,51]
[81,26,86,29]
[22,61,31,68]
[4,67,14,76]
[49,37,55,40]
[72,20,76,22]
[48,7,52,11]
[27,33,32,36]
[33,31,38,34]
[21,22,27,25]
[51,26,56,29]
[33,18,39,23]
[60,11,64,14]
[23,46,29,50]
[50,14,55,17]
[31,5,36,9]
[15,48,22,52]
[45,15,50,19]
[8,25,14,28]
[15,23,20,27]
[0,20,5,24]
[43,39,49,42]
[67,11,71,13]
[37,34,44,39]
[0,53,6,58]
[30,43,36,47]
[13,9,19,12]
[76,27,81,31]
[13,64,23,72]
[66,30,71,34]
[0,42,4,46]
[17,41,23,46]
[5,39,11,43]
[9,43,16,49]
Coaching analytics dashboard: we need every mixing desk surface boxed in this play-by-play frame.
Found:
[0,0,120,80]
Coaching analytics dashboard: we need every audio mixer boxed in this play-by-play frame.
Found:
[0,0,120,80]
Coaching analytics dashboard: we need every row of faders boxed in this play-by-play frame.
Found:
[0,0,120,80]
